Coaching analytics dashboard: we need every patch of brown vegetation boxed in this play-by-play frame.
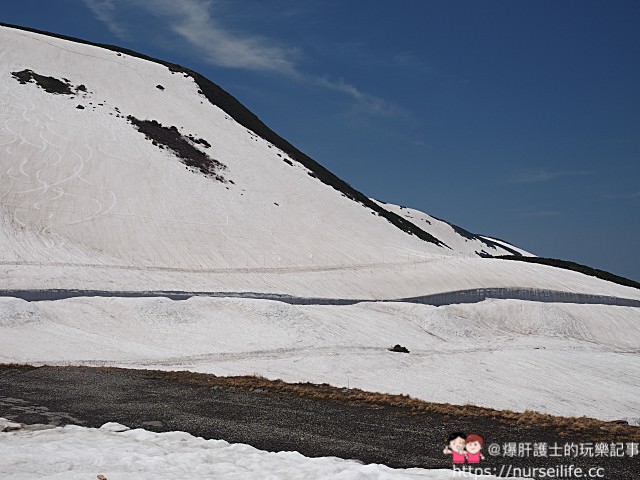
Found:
[83,366,640,442]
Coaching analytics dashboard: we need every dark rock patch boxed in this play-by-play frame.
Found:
[388,344,410,353]
[11,69,74,95]
[76,105,84,109]
[11,69,92,98]
[127,116,227,182]
[156,84,164,90]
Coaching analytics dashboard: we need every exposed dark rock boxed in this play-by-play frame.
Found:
[11,69,74,95]
[127,116,227,182]
[156,84,164,90]
[76,105,84,109]
[11,69,92,98]
[388,344,410,353]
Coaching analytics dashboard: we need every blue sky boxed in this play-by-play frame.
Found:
[3,0,639,280]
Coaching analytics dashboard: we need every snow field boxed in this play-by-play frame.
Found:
[0,421,528,480]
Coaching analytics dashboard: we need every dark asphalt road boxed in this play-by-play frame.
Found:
[0,366,638,479]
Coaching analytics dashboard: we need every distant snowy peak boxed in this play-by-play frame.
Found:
[373,200,532,258]
[479,235,533,257]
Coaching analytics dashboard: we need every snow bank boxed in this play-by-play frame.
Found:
[0,422,526,480]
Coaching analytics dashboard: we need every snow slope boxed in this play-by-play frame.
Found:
[0,25,447,275]
[0,422,528,480]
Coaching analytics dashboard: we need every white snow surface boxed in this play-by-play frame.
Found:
[0,421,528,480]
[1,295,639,421]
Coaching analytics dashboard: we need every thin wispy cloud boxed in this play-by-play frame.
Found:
[313,76,405,117]
[391,51,428,70]
[82,0,400,116]
[145,0,298,75]
[509,169,593,184]
[82,0,129,40]
[521,210,562,218]
[603,191,640,200]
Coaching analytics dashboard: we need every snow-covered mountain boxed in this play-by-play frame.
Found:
[1,23,629,297]
[1,24,639,422]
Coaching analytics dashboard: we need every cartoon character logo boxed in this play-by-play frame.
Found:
[443,432,485,464]
[443,432,467,464]
[465,433,485,463]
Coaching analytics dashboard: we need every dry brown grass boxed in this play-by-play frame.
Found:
[108,366,640,441]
